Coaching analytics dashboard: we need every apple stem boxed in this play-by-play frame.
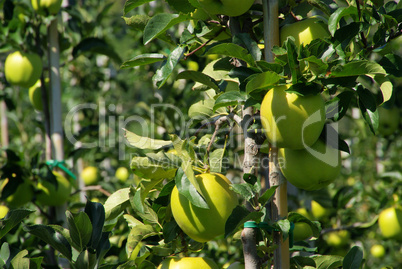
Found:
[262,0,290,268]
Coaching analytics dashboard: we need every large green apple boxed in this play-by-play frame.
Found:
[29,78,49,111]
[377,106,400,136]
[197,0,254,17]
[378,207,402,241]
[170,173,238,242]
[31,0,63,15]
[278,139,341,191]
[36,171,72,206]
[157,257,219,269]
[115,167,129,182]
[5,51,43,88]
[280,17,330,46]
[260,85,326,149]
[81,166,99,185]
[1,178,34,207]
[0,205,9,219]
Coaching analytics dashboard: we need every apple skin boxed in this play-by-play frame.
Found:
[311,200,330,221]
[198,0,254,17]
[36,171,72,206]
[1,178,34,208]
[31,0,63,15]
[378,207,402,241]
[278,139,341,191]
[280,17,330,46]
[157,257,219,269]
[377,106,400,136]
[170,173,238,242]
[293,222,313,242]
[370,244,385,258]
[115,167,129,182]
[325,230,350,247]
[5,51,43,88]
[29,78,49,111]
[0,205,9,219]
[260,85,326,149]
[81,166,99,185]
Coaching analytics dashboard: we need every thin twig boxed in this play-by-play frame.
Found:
[185,27,226,59]
[76,185,112,197]
[356,0,368,48]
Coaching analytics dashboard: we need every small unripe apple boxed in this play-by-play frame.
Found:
[0,205,9,219]
[29,78,49,111]
[311,200,331,221]
[31,0,63,15]
[325,230,350,247]
[157,257,219,269]
[5,51,43,88]
[280,17,330,46]
[1,178,33,208]
[81,166,99,185]
[378,207,402,241]
[36,171,72,206]
[370,244,385,258]
[115,167,129,182]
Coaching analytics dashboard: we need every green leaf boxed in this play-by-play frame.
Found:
[206,43,256,67]
[258,185,279,206]
[124,129,172,150]
[123,14,150,30]
[188,99,215,119]
[245,71,282,94]
[288,212,321,238]
[209,148,225,173]
[130,156,177,180]
[175,167,209,209]
[66,211,93,251]
[163,221,180,243]
[72,37,122,63]
[126,224,157,258]
[165,0,195,13]
[231,183,255,200]
[10,250,29,269]
[290,256,316,267]
[379,53,402,77]
[306,0,331,16]
[176,71,220,91]
[0,243,10,265]
[153,46,186,88]
[328,6,358,36]
[330,61,386,77]
[85,200,106,250]
[143,13,189,45]
[326,91,354,121]
[233,33,262,62]
[225,206,264,238]
[357,87,379,134]
[124,0,153,15]
[304,55,329,76]
[286,82,322,96]
[0,209,35,240]
[24,225,72,260]
[121,53,166,69]
[75,249,97,269]
[276,219,291,240]
[213,91,247,111]
[312,255,343,269]
[104,188,131,221]
[374,75,393,104]
[343,246,363,269]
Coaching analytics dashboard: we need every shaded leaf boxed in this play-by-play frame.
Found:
[124,0,153,15]
[153,46,185,88]
[258,185,279,206]
[245,71,282,94]
[330,61,386,77]
[143,13,189,45]
[343,246,363,269]
[328,6,358,36]
[104,188,131,221]
[175,167,209,209]
[66,211,93,251]
[206,43,256,67]
[225,206,264,238]
[72,38,121,63]
[121,53,165,69]
[0,209,35,240]
[213,91,247,111]
[176,70,219,91]
[124,129,172,149]
[85,200,105,250]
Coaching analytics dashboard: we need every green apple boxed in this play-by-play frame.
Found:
[81,166,99,185]
[377,106,400,136]
[170,173,238,242]
[278,139,341,191]
[36,171,72,206]
[325,230,350,247]
[1,178,34,207]
[29,78,49,111]
[378,207,402,241]
[197,0,254,17]
[280,17,330,46]
[260,85,326,149]
[370,244,385,258]
[31,0,63,15]
[5,51,43,88]
[115,167,130,182]
[0,205,9,219]
[293,222,313,242]
[311,200,331,221]
[187,61,199,72]
[157,257,219,269]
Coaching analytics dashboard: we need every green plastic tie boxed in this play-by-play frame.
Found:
[46,160,77,180]
[243,221,295,248]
